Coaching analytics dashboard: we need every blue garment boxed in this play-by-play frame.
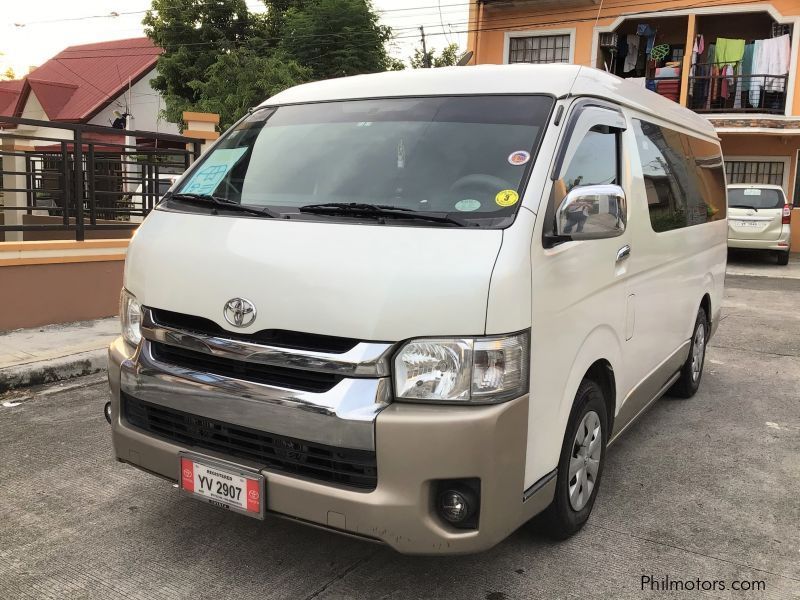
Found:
[637,24,656,54]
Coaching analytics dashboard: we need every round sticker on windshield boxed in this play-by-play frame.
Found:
[508,150,530,166]
[495,189,519,207]
[455,199,481,212]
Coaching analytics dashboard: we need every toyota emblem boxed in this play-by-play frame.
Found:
[223,297,257,328]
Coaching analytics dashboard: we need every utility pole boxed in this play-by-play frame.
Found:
[420,25,431,68]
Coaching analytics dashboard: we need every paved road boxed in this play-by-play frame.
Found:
[1,275,799,600]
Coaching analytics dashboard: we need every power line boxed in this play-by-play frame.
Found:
[9,1,476,28]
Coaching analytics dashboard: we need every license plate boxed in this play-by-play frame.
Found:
[735,220,764,228]
[179,454,265,519]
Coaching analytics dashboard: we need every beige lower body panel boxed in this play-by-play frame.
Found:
[108,338,553,554]
[610,341,690,443]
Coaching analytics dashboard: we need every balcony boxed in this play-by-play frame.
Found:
[688,64,787,114]
[595,11,792,116]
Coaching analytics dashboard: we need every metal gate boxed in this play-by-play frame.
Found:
[1,116,202,242]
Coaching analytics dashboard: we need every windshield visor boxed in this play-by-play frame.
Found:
[169,95,554,227]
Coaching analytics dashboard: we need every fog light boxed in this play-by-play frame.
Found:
[104,401,112,424]
[434,479,480,529]
[439,490,470,523]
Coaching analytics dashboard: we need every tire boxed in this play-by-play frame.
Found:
[668,307,708,399]
[777,250,790,266]
[541,379,608,540]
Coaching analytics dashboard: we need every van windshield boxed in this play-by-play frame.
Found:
[167,95,553,228]
[728,188,785,210]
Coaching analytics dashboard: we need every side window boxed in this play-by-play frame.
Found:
[561,126,619,194]
[632,119,726,232]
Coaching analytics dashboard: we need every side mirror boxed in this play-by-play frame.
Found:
[555,184,627,241]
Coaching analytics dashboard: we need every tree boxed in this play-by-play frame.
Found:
[143,0,254,125]
[279,0,395,80]
[410,43,460,69]
[191,49,309,129]
[144,0,399,130]
[1,67,15,81]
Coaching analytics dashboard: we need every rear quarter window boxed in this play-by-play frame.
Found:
[632,119,726,233]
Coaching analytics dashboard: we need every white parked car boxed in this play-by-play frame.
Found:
[108,65,727,554]
[727,183,792,265]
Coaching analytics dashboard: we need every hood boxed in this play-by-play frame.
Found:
[124,210,503,341]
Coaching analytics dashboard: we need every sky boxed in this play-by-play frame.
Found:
[0,0,469,77]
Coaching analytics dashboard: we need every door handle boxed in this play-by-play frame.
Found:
[616,245,631,263]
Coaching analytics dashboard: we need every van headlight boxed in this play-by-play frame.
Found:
[393,331,530,404]
[119,288,143,347]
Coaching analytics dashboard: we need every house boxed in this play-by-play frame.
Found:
[0,37,176,133]
[467,0,800,205]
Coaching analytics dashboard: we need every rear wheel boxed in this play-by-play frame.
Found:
[668,307,708,398]
[777,250,790,266]
[541,379,608,539]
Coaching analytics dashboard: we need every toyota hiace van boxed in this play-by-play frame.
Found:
[108,65,727,554]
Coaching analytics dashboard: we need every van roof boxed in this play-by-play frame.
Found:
[262,64,717,140]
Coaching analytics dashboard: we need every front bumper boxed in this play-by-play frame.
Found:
[108,337,552,554]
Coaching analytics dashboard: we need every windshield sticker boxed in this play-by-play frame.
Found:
[508,150,530,166]
[495,189,519,207]
[180,147,248,195]
[455,199,481,212]
[743,188,762,196]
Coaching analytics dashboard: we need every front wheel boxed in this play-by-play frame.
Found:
[541,379,608,539]
[668,307,708,399]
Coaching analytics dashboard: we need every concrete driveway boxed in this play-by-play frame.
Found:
[1,274,798,600]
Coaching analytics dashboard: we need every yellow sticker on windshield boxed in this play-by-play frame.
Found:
[495,189,519,207]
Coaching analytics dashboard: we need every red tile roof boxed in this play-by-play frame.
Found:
[1,37,162,122]
[0,79,24,117]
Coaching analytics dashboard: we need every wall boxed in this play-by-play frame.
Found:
[719,133,800,197]
[0,240,128,331]
[87,68,178,134]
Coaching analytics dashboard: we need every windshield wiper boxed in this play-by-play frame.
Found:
[729,204,758,212]
[169,193,281,218]
[297,202,468,227]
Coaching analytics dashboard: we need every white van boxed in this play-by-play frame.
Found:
[108,65,727,554]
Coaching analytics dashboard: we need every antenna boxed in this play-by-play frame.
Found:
[457,51,474,66]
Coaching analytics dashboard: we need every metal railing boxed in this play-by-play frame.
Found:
[688,62,788,114]
[1,116,202,242]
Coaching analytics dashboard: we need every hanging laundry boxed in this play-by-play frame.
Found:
[740,42,754,92]
[749,40,763,108]
[636,24,657,54]
[714,38,745,66]
[734,42,755,109]
[755,34,791,92]
[624,34,640,72]
[691,34,705,76]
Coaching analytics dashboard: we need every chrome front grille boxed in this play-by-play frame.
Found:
[149,341,343,393]
[123,393,378,490]
[121,307,393,462]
